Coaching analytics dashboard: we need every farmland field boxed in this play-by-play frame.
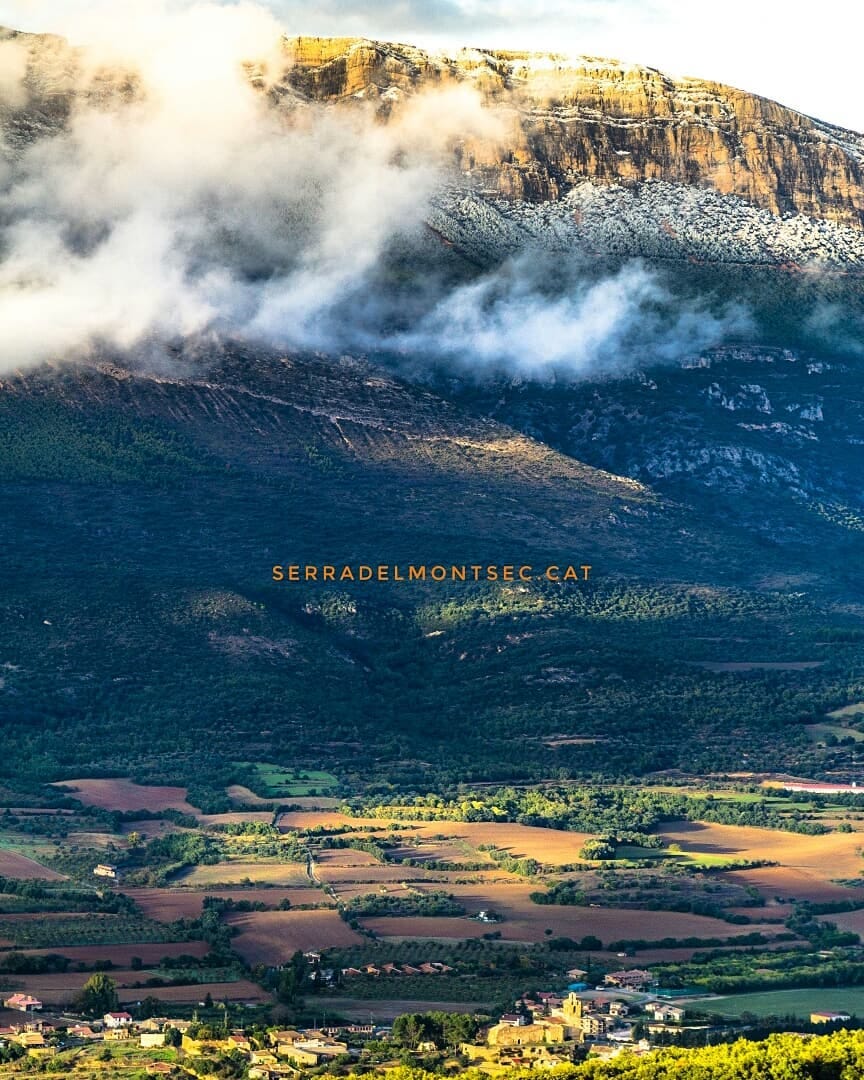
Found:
[0,849,65,880]
[407,821,593,865]
[3,968,239,1006]
[705,987,864,1018]
[126,885,331,921]
[315,863,448,884]
[0,779,858,1023]
[226,909,364,963]
[360,902,786,944]
[55,778,199,814]
[816,909,864,936]
[174,859,311,886]
[116,979,271,1004]
[720,865,860,904]
[226,785,275,806]
[120,817,194,837]
[314,849,382,867]
[282,812,593,865]
[237,763,339,799]
[659,821,864,886]
[197,812,274,827]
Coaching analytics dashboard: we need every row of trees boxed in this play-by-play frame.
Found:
[318,1029,864,1079]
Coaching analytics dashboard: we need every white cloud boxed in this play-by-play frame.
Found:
[0,3,514,369]
[388,257,751,376]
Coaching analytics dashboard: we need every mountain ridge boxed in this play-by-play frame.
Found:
[4,25,864,229]
[279,35,864,226]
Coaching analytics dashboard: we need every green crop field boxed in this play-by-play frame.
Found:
[706,987,864,1018]
[236,763,339,798]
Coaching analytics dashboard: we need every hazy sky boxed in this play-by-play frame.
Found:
[3,0,863,130]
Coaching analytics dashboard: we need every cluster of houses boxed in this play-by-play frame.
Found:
[0,989,857,1075]
[0,1012,381,1076]
[454,971,703,1072]
[340,961,453,978]
[462,991,651,1071]
[602,969,654,992]
[180,1025,375,1079]
[0,1012,144,1062]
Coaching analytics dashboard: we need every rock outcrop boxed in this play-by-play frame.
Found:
[280,37,864,228]
[5,25,864,229]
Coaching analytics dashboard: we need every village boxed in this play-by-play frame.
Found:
[0,953,856,1079]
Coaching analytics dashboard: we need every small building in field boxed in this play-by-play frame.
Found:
[68,1024,101,1040]
[500,1014,528,1027]
[104,1027,132,1042]
[103,1012,133,1029]
[94,864,119,880]
[4,994,42,1013]
[271,1029,303,1048]
[604,969,654,992]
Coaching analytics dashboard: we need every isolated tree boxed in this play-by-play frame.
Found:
[76,972,118,1016]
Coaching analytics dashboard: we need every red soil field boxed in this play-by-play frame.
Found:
[15,970,270,1009]
[0,851,65,880]
[54,778,198,814]
[11,970,142,1005]
[314,850,381,867]
[720,865,861,903]
[226,909,363,965]
[315,864,445,884]
[364,882,788,945]
[819,909,864,936]
[126,886,332,921]
[117,980,271,1004]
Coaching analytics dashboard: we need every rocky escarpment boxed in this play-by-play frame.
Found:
[4,26,864,233]
[281,38,864,228]
[447,344,864,555]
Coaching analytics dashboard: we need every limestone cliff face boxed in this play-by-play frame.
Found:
[281,38,864,228]
[5,25,864,230]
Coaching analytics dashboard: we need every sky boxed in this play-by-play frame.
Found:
[3,0,864,131]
